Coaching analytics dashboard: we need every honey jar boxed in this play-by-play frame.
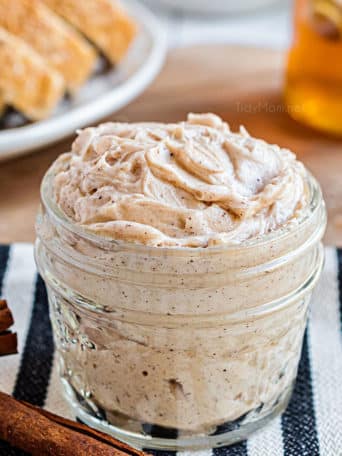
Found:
[285,0,342,135]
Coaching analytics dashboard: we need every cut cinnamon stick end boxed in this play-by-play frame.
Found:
[0,392,149,456]
[0,307,14,332]
[0,299,14,331]
[0,332,18,356]
[0,299,17,356]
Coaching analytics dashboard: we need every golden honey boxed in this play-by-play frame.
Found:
[285,0,342,135]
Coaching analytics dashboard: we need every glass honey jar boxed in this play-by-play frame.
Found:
[285,0,342,135]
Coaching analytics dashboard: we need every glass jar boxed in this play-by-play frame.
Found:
[35,166,326,450]
[285,0,342,135]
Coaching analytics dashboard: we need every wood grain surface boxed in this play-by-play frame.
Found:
[0,45,341,245]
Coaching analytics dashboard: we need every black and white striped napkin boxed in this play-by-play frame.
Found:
[0,244,341,456]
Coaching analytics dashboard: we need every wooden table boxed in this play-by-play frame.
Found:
[0,45,341,245]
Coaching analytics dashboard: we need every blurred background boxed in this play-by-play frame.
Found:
[0,0,341,246]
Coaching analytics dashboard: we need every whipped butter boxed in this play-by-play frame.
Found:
[53,113,308,247]
[35,114,326,448]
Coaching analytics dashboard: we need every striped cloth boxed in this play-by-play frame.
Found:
[0,243,341,456]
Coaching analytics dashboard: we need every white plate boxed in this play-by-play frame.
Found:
[147,0,279,14]
[0,0,167,161]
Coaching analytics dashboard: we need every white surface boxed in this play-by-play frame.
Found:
[146,0,280,14]
[145,0,292,49]
[248,417,284,455]
[0,0,167,161]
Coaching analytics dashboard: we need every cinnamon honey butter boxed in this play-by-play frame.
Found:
[35,113,326,449]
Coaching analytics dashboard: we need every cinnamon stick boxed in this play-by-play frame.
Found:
[0,299,17,356]
[0,307,14,332]
[0,392,148,456]
[0,331,17,356]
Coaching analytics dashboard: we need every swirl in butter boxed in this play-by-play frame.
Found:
[53,113,308,247]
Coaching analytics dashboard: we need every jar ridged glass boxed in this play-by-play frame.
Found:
[35,167,326,450]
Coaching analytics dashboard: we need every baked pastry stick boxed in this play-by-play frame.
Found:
[0,0,97,92]
[43,0,137,64]
[0,27,64,120]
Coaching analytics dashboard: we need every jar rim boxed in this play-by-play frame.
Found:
[40,161,324,255]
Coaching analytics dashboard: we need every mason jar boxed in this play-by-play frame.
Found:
[35,165,326,450]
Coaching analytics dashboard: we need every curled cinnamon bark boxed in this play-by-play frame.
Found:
[0,299,17,356]
[0,307,14,332]
[0,392,148,456]
[0,331,17,356]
